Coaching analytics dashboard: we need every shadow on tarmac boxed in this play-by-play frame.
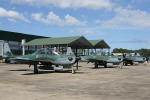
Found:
[9,69,32,71]
[21,70,85,75]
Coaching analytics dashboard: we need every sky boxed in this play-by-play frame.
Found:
[0,0,150,50]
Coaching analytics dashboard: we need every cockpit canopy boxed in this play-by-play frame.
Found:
[34,47,73,55]
[126,53,141,57]
[35,48,58,55]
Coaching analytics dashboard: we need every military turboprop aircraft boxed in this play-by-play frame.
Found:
[122,53,146,66]
[81,54,123,68]
[8,47,78,74]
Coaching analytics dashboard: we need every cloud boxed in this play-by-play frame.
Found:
[69,30,94,35]
[8,18,17,22]
[69,28,105,36]
[112,40,150,44]
[0,7,30,23]
[32,11,86,26]
[10,0,112,10]
[98,8,150,29]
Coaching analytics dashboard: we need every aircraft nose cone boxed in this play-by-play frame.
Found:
[76,56,81,61]
[118,58,122,60]
[68,57,73,61]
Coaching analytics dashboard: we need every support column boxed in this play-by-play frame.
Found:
[58,45,60,52]
[1,41,4,57]
[72,65,75,74]
[22,39,26,56]
[108,49,110,56]
[94,61,98,68]
[84,49,86,55]
[75,48,77,56]
[76,60,79,70]
[22,46,25,55]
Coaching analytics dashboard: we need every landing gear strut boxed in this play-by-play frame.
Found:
[34,64,39,74]
[72,66,75,74]
[76,60,79,70]
[94,61,98,68]
[104,63,107,68]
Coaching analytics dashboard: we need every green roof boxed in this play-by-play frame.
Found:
[89,40,110,49]
[24,36,81,46]
[24,36,110,49]
[89,40,103,46]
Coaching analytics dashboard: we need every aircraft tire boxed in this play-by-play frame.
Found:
[34,69,38,74]
[94,62,98,68]
[4,58,10,63]
[131,62,133,65]
[104,64,107,68]
[34,64,39,74]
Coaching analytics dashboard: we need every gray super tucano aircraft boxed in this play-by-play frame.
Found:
[3,45,79,74]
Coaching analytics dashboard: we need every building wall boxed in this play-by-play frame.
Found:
[0,30,48,56]
[0,40,3,56]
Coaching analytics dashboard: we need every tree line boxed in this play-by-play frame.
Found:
[112,48,150,56]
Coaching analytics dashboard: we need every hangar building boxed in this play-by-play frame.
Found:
[0,30,110,57]
[24,36,110,56]
[0,30,47,56]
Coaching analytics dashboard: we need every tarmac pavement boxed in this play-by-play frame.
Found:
[0,62,150,100]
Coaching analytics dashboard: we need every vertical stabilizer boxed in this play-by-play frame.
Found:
[3,43,13,57]
[54,47,57,52]
[67,47,73,55]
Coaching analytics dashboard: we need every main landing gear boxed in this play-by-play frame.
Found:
[34,64,39,74]
[94,61,107,68]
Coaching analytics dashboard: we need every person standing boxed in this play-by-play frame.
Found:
[146,57,149,63]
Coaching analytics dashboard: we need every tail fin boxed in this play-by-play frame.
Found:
[66,47,73,55]
[3,43,13,57]
[53,47,57,52]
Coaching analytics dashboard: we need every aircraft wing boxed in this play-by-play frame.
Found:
[10,57,37,64]
[106,58,122,64]
[133,57,145,63]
